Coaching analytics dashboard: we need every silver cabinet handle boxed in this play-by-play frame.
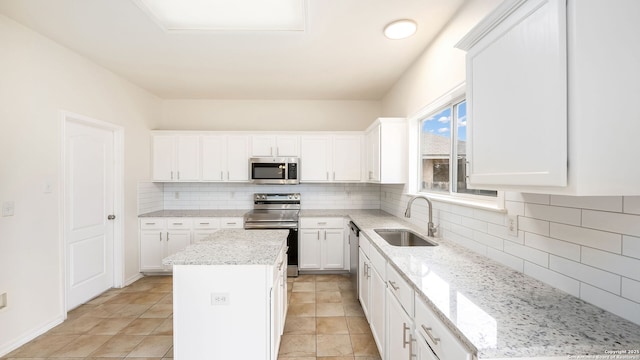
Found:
[363,262,368,277]
[421,324,440,345]
[159,232,162,241]
[170,171,174,180]
[177,171,180,180]
[317,222,327,225]
[389,280,400,291]
[166,232,169,241]
[226,222,237,225]
[324,231,327,240]
[402,323,410,348]
[326,172,329,180]
[317,231,320,240]
[173,222,183,225]
[145,222,156,225]
[366,263,371,279]
[220,171,224,180]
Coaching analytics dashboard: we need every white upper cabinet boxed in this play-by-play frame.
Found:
[152,135,200,181]
[251,134,299,157]
[300,134,362,183]
[365,118,407,184]
[202,135,250,182]
[457,0,640,195]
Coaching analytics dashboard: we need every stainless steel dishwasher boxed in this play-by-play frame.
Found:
[348,221,360,292]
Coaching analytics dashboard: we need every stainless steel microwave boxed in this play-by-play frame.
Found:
[249,157,299,185]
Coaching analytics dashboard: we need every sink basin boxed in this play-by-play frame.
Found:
[374,229,438,247]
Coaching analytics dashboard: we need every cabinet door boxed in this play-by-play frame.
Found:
[416,332,439,360]
[176,136,200,181]
[140,231,164,271]
[370,266,386,354]
[323,229,345,269]
[366,125,380,182]
[358,249,370,319]
[465,0,567,187]
[299,230,321,269]
[333,135,362,182]
[226,135,250,181]
[152,136,175,181]
[166,230,191,258]
[387,289,413,360]
[275,135,299,157]
[251,135,275,157]
[201,136,226,181]
[300,136,331,182]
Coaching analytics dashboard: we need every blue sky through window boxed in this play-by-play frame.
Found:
[421,100,467,140]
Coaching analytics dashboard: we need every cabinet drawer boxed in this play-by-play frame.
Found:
[220,217,243,228]
[300,217,343,229]
[369,244,386,279]
[166,218,193,229]
[140,219,165,230]
[193,218,220,229]
[415,295,473,360]
[386,263,414,317]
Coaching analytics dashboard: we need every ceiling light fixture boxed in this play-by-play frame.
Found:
[134,0,306,32]
[383,19,417,40]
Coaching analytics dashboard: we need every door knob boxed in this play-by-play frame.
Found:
[107,215,116,220]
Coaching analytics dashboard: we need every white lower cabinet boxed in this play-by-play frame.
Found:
[358,235,386,357]
[387,288,414,360]
[271,247,288,360]
[139,216,244,272]
[139,218,192,272]
[299,217,347,271]
[414,294,473,360]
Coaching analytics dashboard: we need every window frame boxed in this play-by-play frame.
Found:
[407,84,505,211]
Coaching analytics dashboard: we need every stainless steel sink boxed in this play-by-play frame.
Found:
[374,229,438,247]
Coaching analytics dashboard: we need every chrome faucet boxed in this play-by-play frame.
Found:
[404,195,437,237]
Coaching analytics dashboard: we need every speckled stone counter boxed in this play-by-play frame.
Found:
[162,229,287,266]
[139,209,248,217]
[347,211,640,359]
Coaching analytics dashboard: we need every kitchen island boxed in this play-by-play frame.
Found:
[163,229,288,360]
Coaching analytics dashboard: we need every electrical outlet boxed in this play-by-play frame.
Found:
[507,215,518,236]
[211,293,230,306]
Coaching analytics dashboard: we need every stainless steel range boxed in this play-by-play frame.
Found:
[244,193,300,277]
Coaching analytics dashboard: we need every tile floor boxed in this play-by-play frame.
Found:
[1,274,381,360]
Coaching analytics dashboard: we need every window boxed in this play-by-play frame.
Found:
[420,98,497,197]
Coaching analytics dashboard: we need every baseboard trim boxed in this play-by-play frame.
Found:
[0,315,65,357]
[124,273,144,287]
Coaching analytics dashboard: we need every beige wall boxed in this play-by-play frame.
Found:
[381,0,501,117]
[160,99,381,131]
[0,14,160,354]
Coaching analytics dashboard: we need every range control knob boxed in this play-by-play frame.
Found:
[288,195,293,199]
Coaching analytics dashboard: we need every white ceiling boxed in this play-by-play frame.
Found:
[0,0,467,100]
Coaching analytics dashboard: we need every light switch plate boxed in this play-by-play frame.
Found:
[2,201,14,217]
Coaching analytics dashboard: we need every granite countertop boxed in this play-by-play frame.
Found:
[347,211,640,359]
[162,229,288,266]
[139,209,248,217]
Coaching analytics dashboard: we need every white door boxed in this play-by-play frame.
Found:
[65,119,115,310]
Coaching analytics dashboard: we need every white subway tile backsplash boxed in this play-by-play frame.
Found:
[549,255,621,294]
[622,278,640,303]
[505,201,525,216]
[524,203,581,226]
[550,195,623,212]
[472,208,506,226]
[582,210,640,237]
[581,247,640,282]
[624,196,640,215]
[623,236,640,259]
[550,223,622,254]
[581,284,640,326]
[488,223,524,244]
[524,262,580,297]
[518,217,550,236]
[505,192,550,205]
[486,248,524,272]
[449,223,474,239]
[460,217,488,233]
[473,231,504,250]
[524,233,581,262]
[504,241,549,267]
[442,229,487,256]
